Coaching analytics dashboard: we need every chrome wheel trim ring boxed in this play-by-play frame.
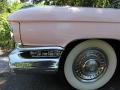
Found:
[72,47,108,83]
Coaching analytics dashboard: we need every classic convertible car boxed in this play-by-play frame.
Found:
[8,6,120,90]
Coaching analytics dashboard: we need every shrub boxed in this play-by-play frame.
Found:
[20,3,35,9]
[0,2,23,50]
[109,0,120,8]
[5,2,24,13]
[0,13,14,50]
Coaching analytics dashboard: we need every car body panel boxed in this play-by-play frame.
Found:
[8,6,120,47]
[19,22,120,47]
[8,6,120,23]
[10,22,21,43]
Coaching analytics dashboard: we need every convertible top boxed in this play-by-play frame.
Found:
[8,6,120,23]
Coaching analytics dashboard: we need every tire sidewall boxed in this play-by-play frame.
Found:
[64,40,117,90]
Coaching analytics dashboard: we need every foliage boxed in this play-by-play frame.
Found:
[6,2,24,13]
[20,3,35,9]
[0,13,15,49]
[36,1,46,6]
[0,2,23,50]
[109,0,120,8]
[35,0,119,8]
[0,13,10,41]
[47,0,110,7]
[0,0,7,13]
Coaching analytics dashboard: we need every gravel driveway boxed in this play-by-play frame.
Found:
[0,52,120,90]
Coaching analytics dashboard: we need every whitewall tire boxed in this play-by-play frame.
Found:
[64,40,117,90]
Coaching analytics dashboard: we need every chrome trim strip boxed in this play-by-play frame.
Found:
[17,46,63,51]
[9,46,64,73]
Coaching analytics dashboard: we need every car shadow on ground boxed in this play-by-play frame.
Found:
[1,73,71,90]
[0,72,119,90]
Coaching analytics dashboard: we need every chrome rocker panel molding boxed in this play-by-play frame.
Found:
[9,46,64,73]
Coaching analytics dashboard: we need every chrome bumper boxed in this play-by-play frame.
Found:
[9,46,64,73]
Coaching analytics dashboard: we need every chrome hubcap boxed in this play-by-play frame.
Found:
[72,47,108,83]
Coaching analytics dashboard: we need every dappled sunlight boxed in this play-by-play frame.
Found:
[68,7,83,12]
[0,56,9,86]
[0,57,9,74]
[97,8,104,14]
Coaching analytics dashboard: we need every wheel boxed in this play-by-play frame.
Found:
[64,40,117,90]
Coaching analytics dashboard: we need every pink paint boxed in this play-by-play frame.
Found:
[8,6,120,47]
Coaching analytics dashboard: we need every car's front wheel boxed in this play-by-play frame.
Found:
[64,40,117,90]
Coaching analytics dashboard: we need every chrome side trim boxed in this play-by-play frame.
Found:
[9,46,64,73]
[17,46,63,51]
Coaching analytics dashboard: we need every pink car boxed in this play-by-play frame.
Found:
[8,6,120,90]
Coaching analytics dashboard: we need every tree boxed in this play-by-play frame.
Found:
[44,0,111,7]
[0,0,7,13]
[33,0,120,8]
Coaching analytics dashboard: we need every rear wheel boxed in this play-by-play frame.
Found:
[63,40,117,90]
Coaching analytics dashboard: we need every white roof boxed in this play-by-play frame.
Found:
[8,6,120,23]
